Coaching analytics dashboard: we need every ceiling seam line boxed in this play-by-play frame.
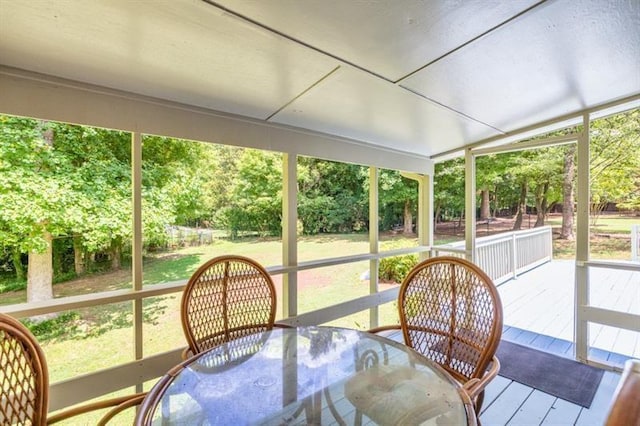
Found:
[393,0,549,84]
[430,93,640,160]
[201,0,392,83]
[265,66,341,122]
[400,85,506,133]
[200,0,512,130]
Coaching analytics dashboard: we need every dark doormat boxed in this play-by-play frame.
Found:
[496,340,604,408]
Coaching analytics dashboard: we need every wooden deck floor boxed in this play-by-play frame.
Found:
[480,325,622,426]
[382,327,622,426]
[497,259,640,362]
[479,260,639,425]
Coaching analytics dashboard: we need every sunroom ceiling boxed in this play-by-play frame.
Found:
[0,0,638,158]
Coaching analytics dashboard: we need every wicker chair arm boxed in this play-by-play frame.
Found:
[96,393,147,426]
[463,355,500,400]
[367,324,402,335]
[47,392,147,425]
[181,346,194,361]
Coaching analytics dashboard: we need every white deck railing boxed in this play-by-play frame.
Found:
[431,226,553,284]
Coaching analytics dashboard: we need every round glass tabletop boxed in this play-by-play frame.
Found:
[142,326,475,425]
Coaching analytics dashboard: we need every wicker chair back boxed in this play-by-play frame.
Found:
[181,255,277,356]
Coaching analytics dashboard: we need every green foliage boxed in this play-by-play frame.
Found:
[379,254,418,283]
[298,157,368,234]
[590,109,640,220]
[0,117,219,284]
[0,278,26,293]
[377,170,418,231]
[434,159,465,220]
[217,149,283,238]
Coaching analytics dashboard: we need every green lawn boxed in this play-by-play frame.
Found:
[5,234,420,386]
[548,214,639,259]
[546,213,640,234]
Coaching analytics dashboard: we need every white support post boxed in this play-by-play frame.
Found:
[402,172,433,262]
[282,154,298,319]
[465,149,476,262]
[511,233,517,279]
[419,174,433,262]
[131,132,143,394]
[369,167,379,329]
[575,114,591,362]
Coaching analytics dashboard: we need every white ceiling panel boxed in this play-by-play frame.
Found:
[211,0,540,82]
[271,67,500,156]
[402,0,640,132]
[0,0,339,119]
[0,0,638,158]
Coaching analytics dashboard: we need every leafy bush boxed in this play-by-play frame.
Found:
[379,254,418,283]
[0,277,26,293]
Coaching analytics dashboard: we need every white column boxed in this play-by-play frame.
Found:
[131,132,143,389]
[282,154,298,319]
[465,149,476,262]
[575,114,591,362]
[369,167,379,328]
[401,172,433,261]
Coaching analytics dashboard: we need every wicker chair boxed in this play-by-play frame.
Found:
[0,312,145,425]
[605,358,640,426]
[181,255,282,359]
[370,256,503,413]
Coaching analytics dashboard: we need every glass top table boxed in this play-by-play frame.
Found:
[137,326,476,425]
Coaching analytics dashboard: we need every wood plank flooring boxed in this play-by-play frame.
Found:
[382,325,623,426]
[480,326,621,426]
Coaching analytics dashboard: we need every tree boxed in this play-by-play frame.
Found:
[377,170,417,234]
[298,158,368,235]
[218,149,283,237]
[477,154,513,220]
[434,159,464,224]
[590,109,640,223]
[0,117,81,305]
[1,116,212,296]
[560,144,576,240]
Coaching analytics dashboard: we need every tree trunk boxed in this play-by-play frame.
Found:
[12,249,25,280]
[26,121,56,319]
[73,235,85,275]
[403,200,413,234]
[513,181,527,230]
[28,232,55,319]
[110,238,122,270]
[535,182,549,227]
[560,145,576,240]
[480,189,490,220]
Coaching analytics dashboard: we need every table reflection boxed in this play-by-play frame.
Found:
[143,326,475,425]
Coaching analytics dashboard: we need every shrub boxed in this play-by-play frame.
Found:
[379,254,418,283]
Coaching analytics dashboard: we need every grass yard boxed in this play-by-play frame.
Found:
[548,213,640,259]
[2,233,421,386]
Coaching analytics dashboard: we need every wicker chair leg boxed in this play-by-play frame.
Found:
[474,389,485,414]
